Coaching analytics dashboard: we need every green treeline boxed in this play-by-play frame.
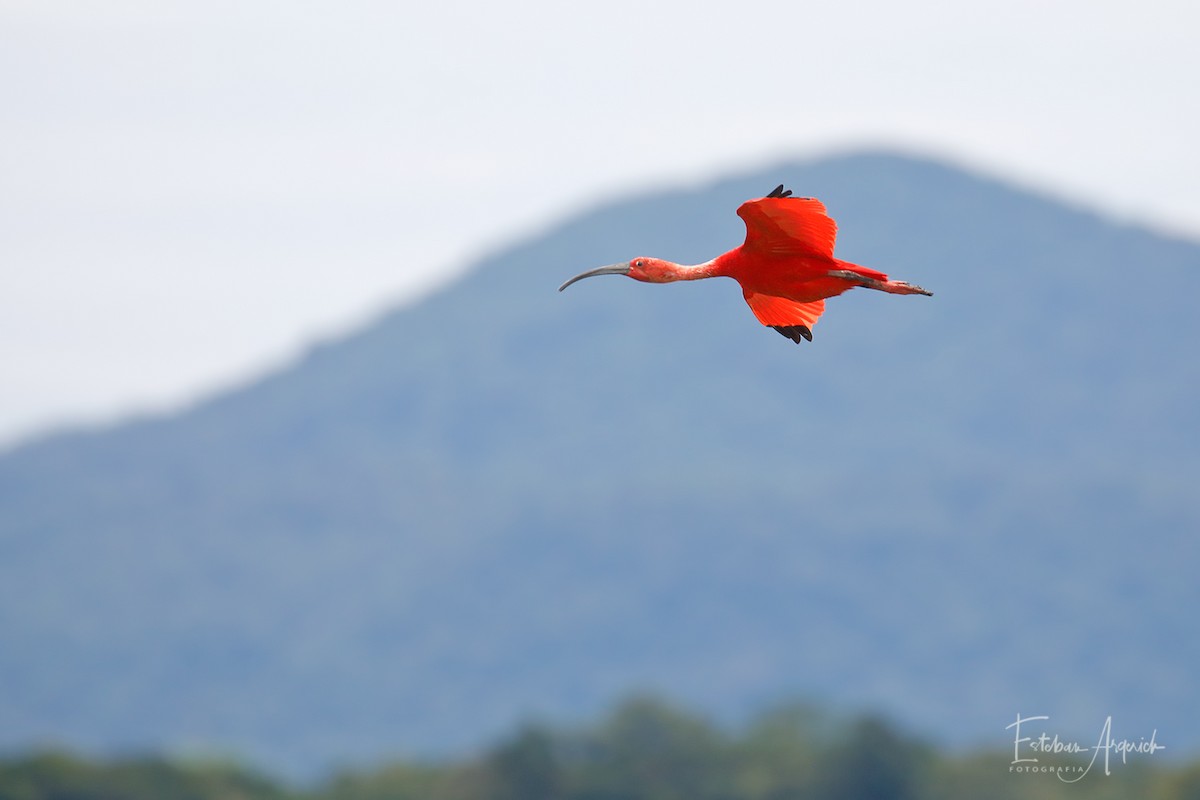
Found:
[3,698,1198,800]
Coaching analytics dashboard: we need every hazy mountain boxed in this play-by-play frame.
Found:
[2,152,1197,778]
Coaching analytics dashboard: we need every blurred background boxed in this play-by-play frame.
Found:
[2,1,1199,797]
[4,0,1200,446]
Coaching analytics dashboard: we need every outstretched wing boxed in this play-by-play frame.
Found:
[737,185,838,258]
[742,288,826,344]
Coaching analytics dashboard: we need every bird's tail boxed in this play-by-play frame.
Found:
[830,260,933,296]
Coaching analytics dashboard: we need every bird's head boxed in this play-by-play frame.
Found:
[558,257,678,291]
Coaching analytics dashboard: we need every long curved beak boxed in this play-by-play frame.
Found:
[558,261,631,292]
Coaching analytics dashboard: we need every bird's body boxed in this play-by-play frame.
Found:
[559,185,931,343]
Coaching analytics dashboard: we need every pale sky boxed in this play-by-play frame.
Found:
[2,0,1197,449]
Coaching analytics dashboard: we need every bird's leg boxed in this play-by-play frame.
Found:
[828,269,933,297]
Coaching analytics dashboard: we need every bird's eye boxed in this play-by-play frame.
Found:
[635,259,644,267]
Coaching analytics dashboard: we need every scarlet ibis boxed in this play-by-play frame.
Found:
[558,185,932,343]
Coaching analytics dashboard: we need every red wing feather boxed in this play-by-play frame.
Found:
[742,289,826,329]
[736,196,838,258]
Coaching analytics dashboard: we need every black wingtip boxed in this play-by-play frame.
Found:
[771,325,812,344]
[766,184,794,199]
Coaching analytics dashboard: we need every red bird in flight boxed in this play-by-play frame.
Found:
[559,185,932,343]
